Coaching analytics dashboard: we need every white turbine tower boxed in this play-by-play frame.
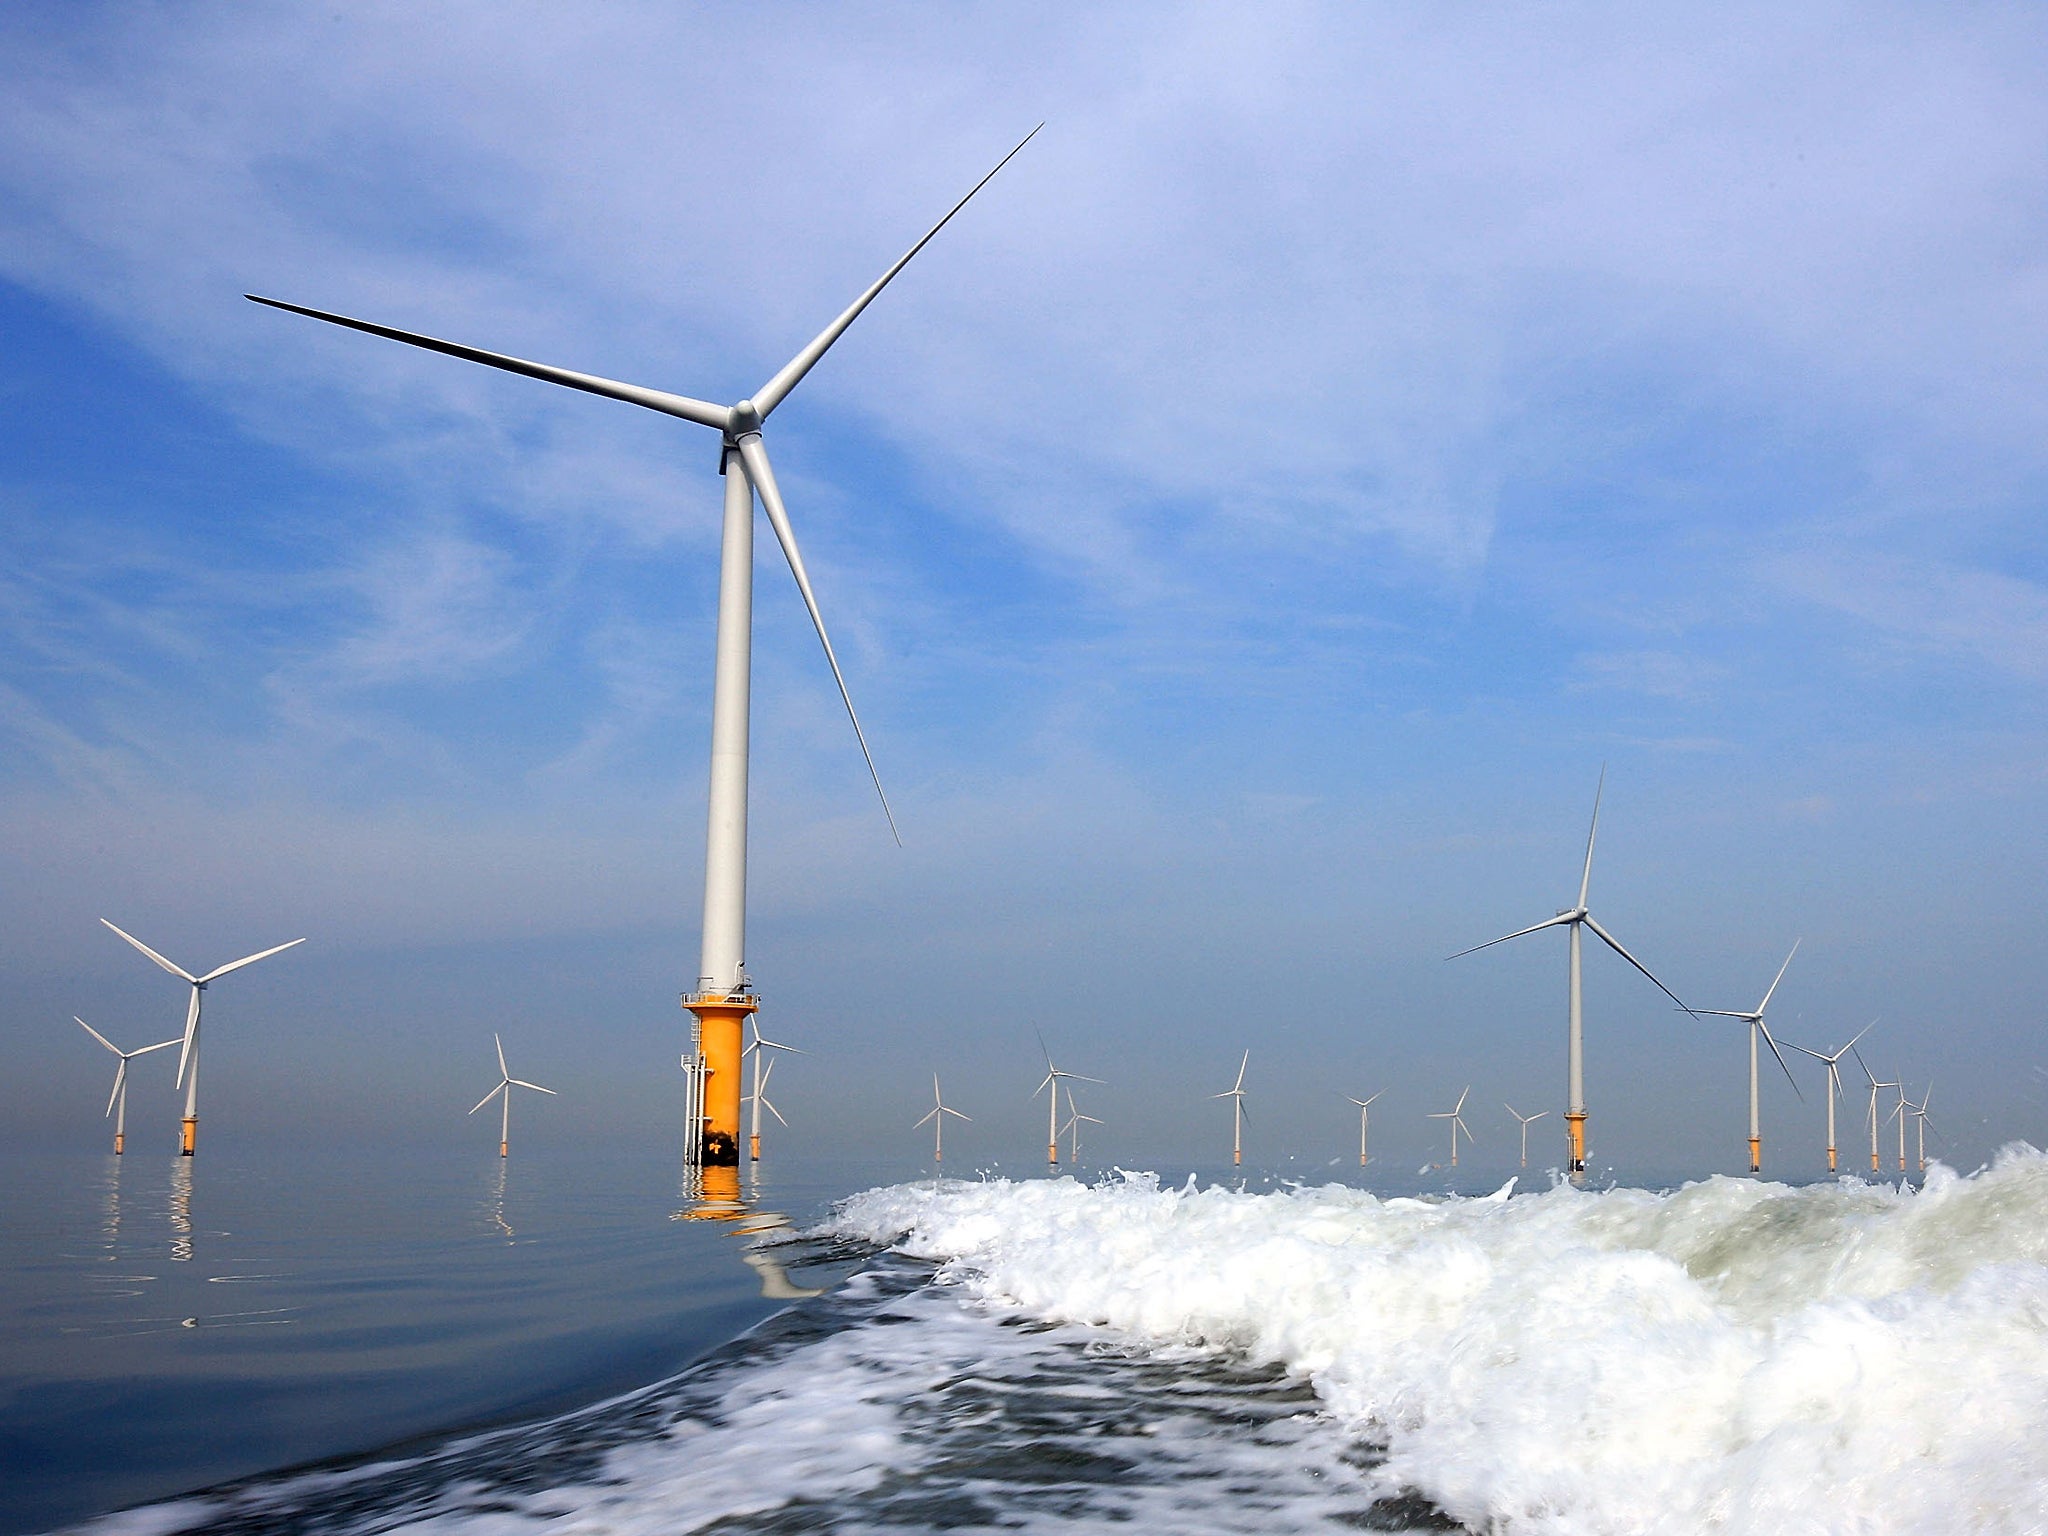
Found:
[1212,1051,1249,1168]
[99,920,307,1156]
[1694,942,1803,1172]
[745,1020,804,1162]
[1034,1038,1101,1167]
[1448,770,1691,1174]
[1852,1048,1896,1176]
[469,1033,558,1158]
[1429,1087,1476,1168]
[1785,1020,1873,1172]
[1346,1091,1382,1167]
[1504,1102,1549,1169]
[745,1051,790,1156]
[249,128,1039,1169]
[74,1018,180,1155]
[915,1074,969,1164]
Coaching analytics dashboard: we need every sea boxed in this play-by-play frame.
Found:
[4,1141,2047,1535]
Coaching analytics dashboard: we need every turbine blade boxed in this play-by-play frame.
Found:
[496,1033,509,1080]
[1756,939,1800,1014]
[736,434,900,845]
[510,1080,558,1096]
[1068,1074,1105,1086]
[100,919,198,982]
[175,988,201,1088]
[106,1060,125,1119]
[916,1107,940,1128]
[751,125,1041,419]
[469,1084,505,1115]
[945,1108,971,1121]
[1234,1050,1249,1091]
[1445,913,1572,961]
[1582,915,1691,1013]
[244,296,730,429]
[1579,765,1605,910]
[1841,1019,1877,1056]
[1454,1086,1469,1114]
[1784,1041,1829,1062]
[1758,1021,1803,1099]
[763,1097,788,1128]
[1693,1009,1756,1020]
[198,936,307,983]
[74,1016,119,1055]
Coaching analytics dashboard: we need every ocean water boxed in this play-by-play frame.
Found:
[9,1146,2048,1534]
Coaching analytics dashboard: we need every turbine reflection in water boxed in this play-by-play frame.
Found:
[168,1157,193,1264]
[675,1163,823,1300]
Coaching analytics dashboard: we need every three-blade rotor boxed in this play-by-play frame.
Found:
[470,1031,558,1114]
[248,125,1041,848]
[99,919,306,1086]
[1694,940,1803,1096]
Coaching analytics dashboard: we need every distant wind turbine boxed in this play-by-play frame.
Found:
[1694,941,1803,1172]
[1908,1084,1936,1173]
[1853,1047,1896,1175]
[1429,1087,1475,1168]
[745,1020,804,1162]
[1212,1051,1249,1167]
[1504,1102,1549,1169]
[1888,1080,1911,1173]
[915,1074,969,1163]
[1447,771,1691,1174]
[746,1051,790,1154]
[469,1033,558,1158]
[99,920,306,1156]
[1346,1091,1382,1167]
[248,128,1039,1171]
[1059,1087,1103,1163]
[73,1018,180,1155]
[1785,1020,1874,1172]
[1034,1036,1101,1167]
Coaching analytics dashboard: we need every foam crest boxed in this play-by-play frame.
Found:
[827,1149,2048,1534]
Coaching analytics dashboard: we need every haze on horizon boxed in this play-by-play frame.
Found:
[2,4,2044,1176]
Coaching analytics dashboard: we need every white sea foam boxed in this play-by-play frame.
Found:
[826,1149,2048,1535]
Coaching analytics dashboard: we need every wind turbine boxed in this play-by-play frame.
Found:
[1447,771,1691,1174]
[98,920,306,1156]
[745,1020,804,1162]
[1785,1021,1873,1172]
[915,1074,969,1163]
[1060,1089,1103,1164]
[745,1051,789,1156]
[469,1033,558,1158]
[1212,1051,1249,1168]
[1428,1087,1475,1168]
[1504,1102,1549,1169]
[1345,1091,1382,1167]
[1034,1038,1101,1167]
[73,1018,180,1155]
[1693,942,1803,1172]
[1889,1080,1911,1173]
[1852,1048,1896,1176]
[249,128,1039,1170]
[1909,1084,1936,1173]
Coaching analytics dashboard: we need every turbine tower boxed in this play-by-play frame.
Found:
[915,1074,969,1164]
[1694,942,1802,1172]
[744,1051,789,1157]
[1785,1021,1872,1172]
[74,1018,180,1155]
[1034,1038,1101,1167]
[250,129,1038,1168]
[744,1019,804,1162]
[1428,1087,1475,1168]
[1909,1084,1935,1173]
[99,920,306,1155]
[1504,1102,1549,1169]
[1346,1091,1382,1167]
[1853,1048,1895,1175]
[1448,770,1691,1174]
[1212,1051,1249,1167]
[469,1033,557,1158]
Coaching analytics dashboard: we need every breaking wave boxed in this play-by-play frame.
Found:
[827,1148,2048,1534]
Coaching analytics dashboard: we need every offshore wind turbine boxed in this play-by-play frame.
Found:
[1786,1021,1873,1172]
[1346,1091,1382,1167]
[99,920,306,1156]
[1060,1090,1102,1163]
[250,128,1039,1169]
[1034,1040,1101,1167]
[745,1051,789,1156]
[74,1018,180,1155]
[1853,1048,1896,1175]
[1694,942,1803,1172]
[469,1033,557,1158]
[915,1074,969,1163]
[1212,1051,1249,1168]
[1428,1087,1475,1168]
[1447,771,1691,1175]
[1504,1102,1548,1169]
[1909,1084,1936,1172]
[1889,1080,1911,1173]
[745,1020,804,1162]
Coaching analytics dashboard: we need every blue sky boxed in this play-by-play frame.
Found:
[4,4,2046,1173]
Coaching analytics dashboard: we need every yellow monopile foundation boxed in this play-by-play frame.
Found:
[1748,1136,1761,1173]
[180,1117,197,1157]
[1565,1111,1587,1172]
[685,994,756,1166]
